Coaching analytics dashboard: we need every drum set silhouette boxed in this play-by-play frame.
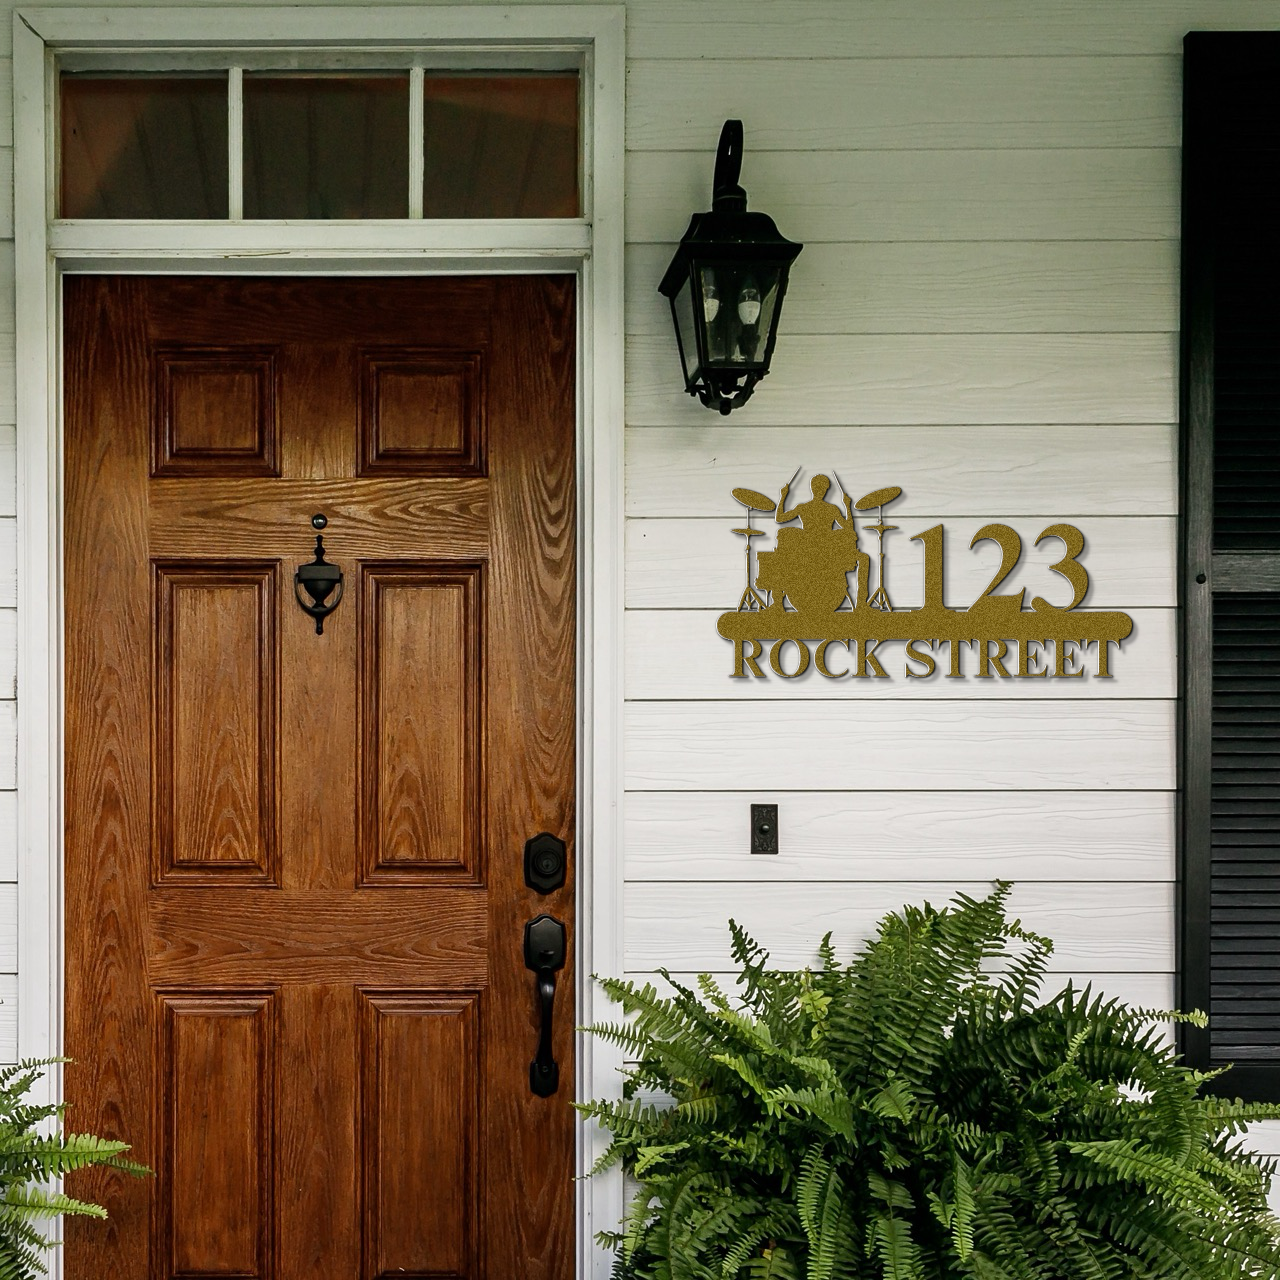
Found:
[731,473,903,616]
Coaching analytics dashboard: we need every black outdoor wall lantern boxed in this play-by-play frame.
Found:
[659,119,803,415]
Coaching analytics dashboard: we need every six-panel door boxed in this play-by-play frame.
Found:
[63,276,576,1280]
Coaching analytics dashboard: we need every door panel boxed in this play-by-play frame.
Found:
[154,561,279,882]
[359,563,484,883]
[64,276,576,1280]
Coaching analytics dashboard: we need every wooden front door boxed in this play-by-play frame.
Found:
[63,276,576,1280]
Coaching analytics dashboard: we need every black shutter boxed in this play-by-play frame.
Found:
[1181,32,1280,1099]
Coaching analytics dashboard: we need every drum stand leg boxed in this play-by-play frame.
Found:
[738,543,768,612]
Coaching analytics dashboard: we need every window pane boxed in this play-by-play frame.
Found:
[422,75,579,218]
[244,75,410,219]
[60,76,229,219]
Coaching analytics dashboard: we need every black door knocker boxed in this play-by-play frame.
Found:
[294,514,344,635]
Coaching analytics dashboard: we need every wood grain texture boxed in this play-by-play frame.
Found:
[627,608,1174,700]
[627,57,1179,151]
[0,610,14,699]
[147,888,488,986]
[626,516,1175,609]
[64,277,156,1274]
[358,348,486,477]
[628,333,1177,427]
[624,880,1174,971]
[64,277,577,1279]
[154,563,278,882]
[148,478,488,557]
[0,886,17,969]
[0,974,17,1061]
[626,149,1178,245]
[624,0,1280,59]
[0,151,14,238]
[360,565,483,883]
[0,792,15,881]
[479,276,578,1280]
[627,242,1179,337]
[625,790,1173,882]
[153,346,279,477]
[0,519,15,607]
[625,426,1176,517]
[359,992,480,1280]
[159,993,274,1279]
[0,426,17,517]
[626,700,1175,791]
[0,704,14,789]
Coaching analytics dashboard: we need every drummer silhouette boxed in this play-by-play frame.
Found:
[776,474,852,534]
[761,472,871,612]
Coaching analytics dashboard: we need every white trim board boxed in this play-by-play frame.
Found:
[13,8,626,1279]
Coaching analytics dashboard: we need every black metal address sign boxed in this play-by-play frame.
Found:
[719,471,1133,681]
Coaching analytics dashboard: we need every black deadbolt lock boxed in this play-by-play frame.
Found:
[524,833,567,894]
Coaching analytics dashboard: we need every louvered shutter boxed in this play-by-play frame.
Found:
[1181,32,1280,1099]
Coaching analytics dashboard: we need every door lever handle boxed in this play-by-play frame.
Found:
[524,914,566,1097]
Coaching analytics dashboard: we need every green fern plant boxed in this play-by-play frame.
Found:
[0,1058,148,1280]
[580,883,1280,1280]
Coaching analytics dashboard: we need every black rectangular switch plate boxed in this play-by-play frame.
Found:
[751,803,778,855]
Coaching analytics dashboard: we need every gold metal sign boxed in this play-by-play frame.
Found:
[717,471,1133,680]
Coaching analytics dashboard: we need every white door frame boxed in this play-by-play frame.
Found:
[13,8,625,1276]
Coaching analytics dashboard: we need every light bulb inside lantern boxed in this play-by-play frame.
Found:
[702,280,720,323]
[737,281,762,326]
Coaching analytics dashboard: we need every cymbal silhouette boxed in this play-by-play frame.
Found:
[733,487,777,513]
[854,485,902,511]
[731,527,768,537]
[863,522,899,534]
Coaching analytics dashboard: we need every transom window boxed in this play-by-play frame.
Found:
[60,67,580,220]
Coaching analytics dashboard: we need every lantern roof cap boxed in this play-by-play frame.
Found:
[658,120,802,297]
[658,209,802,297]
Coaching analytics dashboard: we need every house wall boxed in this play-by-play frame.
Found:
[1,0,1278,1165]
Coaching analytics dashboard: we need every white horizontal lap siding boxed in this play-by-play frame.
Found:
[620,12,1191,1042]
[626,57,1180,153]
[628,150,1178,246]
[627,242,1181,336]
[625,0,1280,59]
[625,881,1174,972]
[626,427,1176,516]
[627,701,1173,792]
[628,334,1177,426]
[626,791,1174,882]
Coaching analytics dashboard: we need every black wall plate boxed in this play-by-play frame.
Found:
[751,803,778,855]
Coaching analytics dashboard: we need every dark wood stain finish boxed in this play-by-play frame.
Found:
[65,276,577,1278]
[359,563,485,885]
[358,349,487,477]
[153,346,279,477]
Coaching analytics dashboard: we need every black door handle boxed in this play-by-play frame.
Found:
[524,914,566,1097]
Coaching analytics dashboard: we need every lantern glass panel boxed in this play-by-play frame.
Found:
[697,264,783,371]
[670,272,701,387]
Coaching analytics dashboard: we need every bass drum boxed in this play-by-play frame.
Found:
[755,527,859,616]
